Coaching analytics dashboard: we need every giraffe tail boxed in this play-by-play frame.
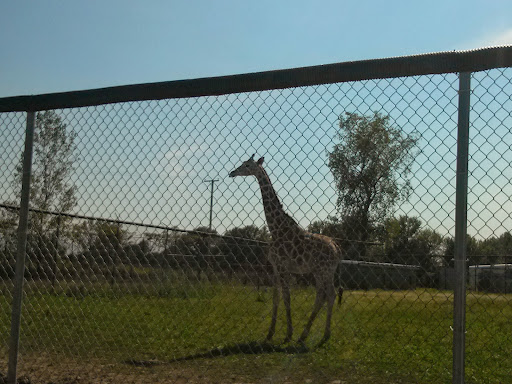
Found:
[337,287,344,306]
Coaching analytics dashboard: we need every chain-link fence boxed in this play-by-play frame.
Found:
[0,48,511,383]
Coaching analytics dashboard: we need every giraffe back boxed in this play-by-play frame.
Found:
[270,229,341,275]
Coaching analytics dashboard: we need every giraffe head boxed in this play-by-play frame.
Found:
[229,154,264,178]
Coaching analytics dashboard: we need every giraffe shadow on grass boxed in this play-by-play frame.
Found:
[124,341,310,367]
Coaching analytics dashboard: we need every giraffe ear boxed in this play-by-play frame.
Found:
[257,157,264,165]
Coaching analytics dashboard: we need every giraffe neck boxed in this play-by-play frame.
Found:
[255,167,301,237]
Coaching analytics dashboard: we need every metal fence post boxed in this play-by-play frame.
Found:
[7,111,36,384]
[452,72,471,384]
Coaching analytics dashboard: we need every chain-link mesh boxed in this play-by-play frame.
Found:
[464,68,512,382]
[0,112,26,370]
[0,63,511,383]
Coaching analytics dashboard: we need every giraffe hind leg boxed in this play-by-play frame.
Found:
[319,283,336,345]
[298,287,326,343]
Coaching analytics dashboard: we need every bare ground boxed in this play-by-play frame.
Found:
[1,354,359,384]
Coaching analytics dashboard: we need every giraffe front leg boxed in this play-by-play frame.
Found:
[281,278,293,342]
[266,281,279,341]
[266,254,281,342]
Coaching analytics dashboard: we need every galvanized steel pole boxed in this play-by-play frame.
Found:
[7,111,36,384]
[452,72,471,384]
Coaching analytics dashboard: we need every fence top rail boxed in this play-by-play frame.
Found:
[1,46,511,112]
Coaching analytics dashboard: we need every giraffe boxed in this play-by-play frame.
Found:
[229,154,343,344]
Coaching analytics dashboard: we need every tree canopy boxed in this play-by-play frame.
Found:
[378,215,443,270]
[12,110,77,232]
[327,112,419,249]
[8,110,78,280]
[220,225,270,268]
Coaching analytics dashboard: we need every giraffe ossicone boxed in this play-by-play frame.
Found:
[229,154,343,344]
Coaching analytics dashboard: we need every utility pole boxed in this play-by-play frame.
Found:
[204,179,219,230]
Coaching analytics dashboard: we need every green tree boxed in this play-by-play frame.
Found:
[175,227,219,280]
[496,232,512,264]
[472,237,498,266]
[220,225,270,271]
[13,111,78,226]
[442,234,479,268]
[415,228,445,269]
[8,111,78,280]
[127,231,171,267]
[464,231,512,266]
[123,237,155,266]
[71,221,129,281]
[89,222,127,265]
[308,216,344,240]
[308,216,362,257]
[0,210,17,278]
[327,112,418,257]
[379,216,443,270]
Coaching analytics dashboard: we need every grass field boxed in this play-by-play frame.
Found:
[1,280,511,383]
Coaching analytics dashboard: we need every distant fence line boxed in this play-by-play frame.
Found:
[4,202,509,294]
[0,203,383,246]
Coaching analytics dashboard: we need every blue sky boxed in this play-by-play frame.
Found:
[1,1,511,240]
[1,0,512,97]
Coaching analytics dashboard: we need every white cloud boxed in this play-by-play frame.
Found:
[459,28,512,50]
[157,142,215,178]
[164,143,210,161]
